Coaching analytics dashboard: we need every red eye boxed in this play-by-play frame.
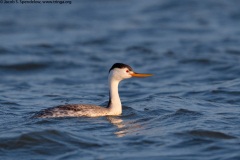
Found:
[126,70,129,72]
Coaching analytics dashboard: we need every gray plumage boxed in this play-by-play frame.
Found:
[33,104,110,118]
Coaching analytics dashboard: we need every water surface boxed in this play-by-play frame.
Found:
[0,0,240,159]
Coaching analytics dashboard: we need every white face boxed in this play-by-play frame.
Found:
[109,67,133,81]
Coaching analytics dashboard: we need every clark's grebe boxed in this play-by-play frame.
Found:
[34,63,152,118]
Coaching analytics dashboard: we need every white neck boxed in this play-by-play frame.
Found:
[107,73,122,115]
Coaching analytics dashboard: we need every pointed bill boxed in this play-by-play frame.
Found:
[130,72,153,78]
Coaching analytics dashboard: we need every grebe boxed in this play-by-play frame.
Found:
[34,63,152,118]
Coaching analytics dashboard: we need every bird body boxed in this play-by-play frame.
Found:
[35,104,110,118]
[34,63,152,118]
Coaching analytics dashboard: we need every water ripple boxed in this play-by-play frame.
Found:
[187,130,236,139]
[0,62,50,71]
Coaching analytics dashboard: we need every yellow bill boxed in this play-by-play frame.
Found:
[130,72,153,78]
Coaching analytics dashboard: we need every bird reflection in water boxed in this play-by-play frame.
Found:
[107,116,142,137]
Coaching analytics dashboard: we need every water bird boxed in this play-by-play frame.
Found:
[34,63,152,118]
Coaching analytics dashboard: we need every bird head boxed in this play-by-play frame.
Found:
[109,63,153,81]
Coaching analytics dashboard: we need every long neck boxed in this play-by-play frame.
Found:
[107,77,122,115]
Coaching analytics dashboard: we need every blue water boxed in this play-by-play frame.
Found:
[0,0,240,159]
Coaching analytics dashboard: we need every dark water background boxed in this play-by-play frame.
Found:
[0,0,240,159]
